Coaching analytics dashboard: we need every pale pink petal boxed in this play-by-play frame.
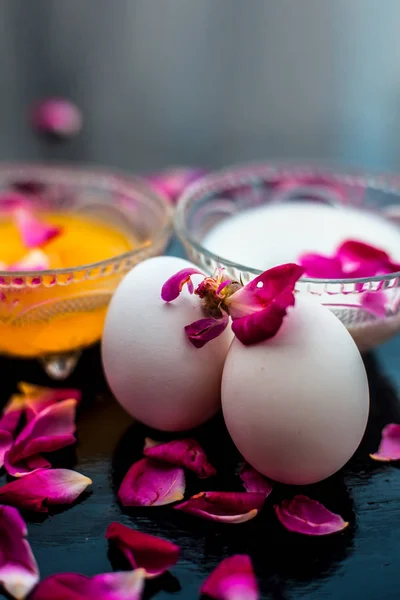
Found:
[0,505,39,599]
[5,399,77,477]
[298,253,344,278]
[174,491,265,524]
[184,311,229,348]
[275,495,349,536]
[201,555,259,600]
[239,463,273,497]
[0,431,13,470]
[14,207,62,249]
[106,522,180,577]
[18,382,82,419]
[9,250,50,271]
[161,267,204,301]
[31,98,82,138]
[118,458,185,507]
[370,423,400,461]
[0,468,92,513]
[143,438,216,478]
[30,569,145,600]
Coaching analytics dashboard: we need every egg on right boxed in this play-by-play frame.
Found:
[222,296,370,485]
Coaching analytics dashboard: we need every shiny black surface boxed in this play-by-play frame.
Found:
[0,296,399,599]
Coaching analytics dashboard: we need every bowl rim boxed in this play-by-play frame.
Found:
[174,160,400,284]
[0,161,173,277]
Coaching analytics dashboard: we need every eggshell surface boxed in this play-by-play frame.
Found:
[102,256,232,431]
[222,296,369,485]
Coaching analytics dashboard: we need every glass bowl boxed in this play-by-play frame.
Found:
[0,162,173,378]
[175,162,400,352]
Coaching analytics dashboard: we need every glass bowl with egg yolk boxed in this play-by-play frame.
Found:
[0,163,172,378]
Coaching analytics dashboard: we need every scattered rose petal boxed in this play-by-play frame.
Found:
[0,395,25,436]
[201,555,259,600]
[184,311,229,349]
[143,438,216,478]
[370,423,400,461]
[106,522,180,577]
[18,382,82,421]
[14,207,62,249]
[30,569,145,600]
[0,505,39,600]
[275,495,349,536]
[298,253,343,279]
[0,468,92,512]
[118,458,185,507]
[147,167,206,203]
[161,267,204,301]
[5,399,77,477]
[0,431,13,470]
[31,98,82,139]
[228,264,304,345]
[239,463,273,497]
[174,491,265,524]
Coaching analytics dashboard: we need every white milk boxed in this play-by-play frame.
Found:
[203,202,400,269]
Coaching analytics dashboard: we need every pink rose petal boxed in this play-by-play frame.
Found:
[0,431,13,470]
[9,250,50,271]
[185,311,229,349]
[5,399,77,477]
[201,555,259,600]
[0,505,39,600]
[174,491,265,524]
[30,569,145,600]
[239,463,273,497]
[143,437,216,478]
[161,267,204,301]
[31,98,82,138]
[299,253,344,278]
[370,423,400,461]
[118,458,185,507]
[275,495,349,536]
[0,468,92,513]
[360,291,387,318]
[0,395,25,436]
[106,522,180,578]
[18,382,82,421]
[147,167,206,203]
[14,207,62,249]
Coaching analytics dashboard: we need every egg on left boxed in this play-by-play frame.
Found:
[102,256,233,431]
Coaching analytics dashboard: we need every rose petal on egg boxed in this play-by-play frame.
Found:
[31,98,82,139]
[4,399,77,477]
[9,250,50,271]
[370,423,400,461]
[30,569,145,600]
[298,253,344,278]
[0,505,40,600]
[147,167,206,203]
[18,382,82,420]
[174,491,265,524]
[275,495,349,536]
[184,311,229,349]
[118,458,185,507]
[105,522,180,577]
[143,438,216,478]
[0,468,92,513]
[161,267,204,301]
[200,555,259,600]
[14,207,62,249]
[0,431,13,470]
[239,463,273,497]
[0,395,25,436]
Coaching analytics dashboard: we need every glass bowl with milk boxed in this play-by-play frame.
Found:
[175,163,400,351]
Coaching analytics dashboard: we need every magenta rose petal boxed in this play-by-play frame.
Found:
[0,395,25,436]
[174,491,265,524]
[201,555,259,600]
[0,431,13,470]
[360,291,387,318]
[185,311,229,349]
[298,253,344,278]
[370,423,400,461]
[5,398,77,477]
[30,569,145,600]
[106,522,180,577]
[118,458,185,507]
[14,207,62,249]
[143,438,216,478]
[161,267,204,301]
[0,505,39,599]
[31,98,82,139]
[239,463,273,497]
[275,495,349,536]
[0,468,92,513]
[18,382,82,420]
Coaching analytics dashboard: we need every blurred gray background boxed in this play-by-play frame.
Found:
[1,0,400,173]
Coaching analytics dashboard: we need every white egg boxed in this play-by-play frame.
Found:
[222,296,369,485]
[102,256,233,431]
